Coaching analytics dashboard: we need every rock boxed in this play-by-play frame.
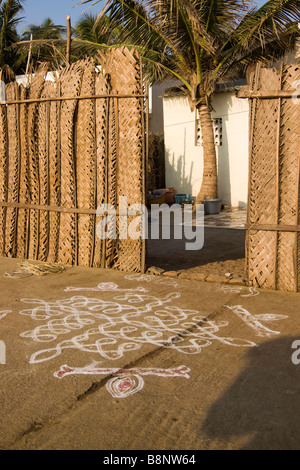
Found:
[228,276,247,285]
[163,271,180,278]
[179,272,207,282]
[225,273,233,279]
[146,266,165,276]
[205,274,229,284]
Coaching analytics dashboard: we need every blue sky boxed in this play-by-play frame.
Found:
[18,0,105,33]
[18,0,268,33]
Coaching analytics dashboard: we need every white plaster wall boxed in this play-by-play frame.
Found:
[148,84,164,135]
[163,95,202,200]
[163,91,249,207]
[148,80,179,135]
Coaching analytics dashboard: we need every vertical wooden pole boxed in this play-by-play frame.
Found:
[141,80,149,274]
[55,80,62,263]
[102,94,110,269]
[45,98,51,260]
[25,33,33,77]
[15,82,21,257]
[0,81,8,256]
[91,72,97,268]
[295,144,300,292]
[246,63,260,287]
[274,63,283,290]
[66,16,72,65]
[145,82,149,205]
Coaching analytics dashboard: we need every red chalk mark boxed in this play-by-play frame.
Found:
[0,310,11,319]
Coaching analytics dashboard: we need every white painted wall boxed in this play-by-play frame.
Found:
[15,71,58,86]
[148,83,164,135]
[163,90,249,208]
[148,80,178,136]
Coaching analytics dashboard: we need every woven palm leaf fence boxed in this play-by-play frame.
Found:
[0,48,147,273]
[238,62,300,292]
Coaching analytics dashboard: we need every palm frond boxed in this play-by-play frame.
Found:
[233,0,300,48]
[21,18,66,41]
[77,0,300,98]
[0,0,24,78]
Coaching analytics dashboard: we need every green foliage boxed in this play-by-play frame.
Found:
[70,12,123,60]
[80,0,299,200]
[0,0,24,80]
[22,17,66,41]
[19,17,66,67]
[14,10,125,67]
[81,0,299,107]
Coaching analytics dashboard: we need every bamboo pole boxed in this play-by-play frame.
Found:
[140,74,148,274]
[66,16,72,65]
[274,64,283,290]
[0,70,5,104]
[244,223,300,232]
[100,95,110,268]
[0,200,130,216]
[246,63,260,286]
[237,89,298,99]
[295,144,300,291]
[25,33,33,76]
[1,94,148,105]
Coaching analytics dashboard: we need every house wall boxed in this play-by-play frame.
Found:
[148,83,165,135]
[148,80,178,135]
[163,91,249,208]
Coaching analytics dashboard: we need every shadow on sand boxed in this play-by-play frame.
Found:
[147,226,246,272]
[201,336,300,450]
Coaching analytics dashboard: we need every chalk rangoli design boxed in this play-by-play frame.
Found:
[125,274,155,283]
[125,273,180,288]
[18,283,289,399]
[221,286,260,297]
[225,305,288,337]
[64,283,148,293]
[107,374,144,398]
[19,290,260,365]
[0,310,11,320]
[241,287,260,297]
[54,363,190,398]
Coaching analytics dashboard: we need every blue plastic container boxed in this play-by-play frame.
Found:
[174,194,191,204]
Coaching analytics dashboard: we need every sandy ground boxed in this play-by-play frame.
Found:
[0,256,300,451]
[147,227,247,282]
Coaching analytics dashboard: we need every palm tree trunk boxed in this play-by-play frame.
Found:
[195,104,218,204]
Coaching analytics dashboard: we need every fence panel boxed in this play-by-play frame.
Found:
[0,50,147,273]
[242,63,300,291]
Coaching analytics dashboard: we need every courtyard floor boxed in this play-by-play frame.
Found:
[147,207,247,284]
[0,255,299,451]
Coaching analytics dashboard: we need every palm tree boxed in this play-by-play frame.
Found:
[79,0,299,202]
[20,18,66,68]
[22,17,66,41]
[71,12,123,59]
[0,0,24,80]
[74,12,121,43]
[15,13,123,65]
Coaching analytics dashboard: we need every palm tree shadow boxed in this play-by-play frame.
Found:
[201,336,300,450]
